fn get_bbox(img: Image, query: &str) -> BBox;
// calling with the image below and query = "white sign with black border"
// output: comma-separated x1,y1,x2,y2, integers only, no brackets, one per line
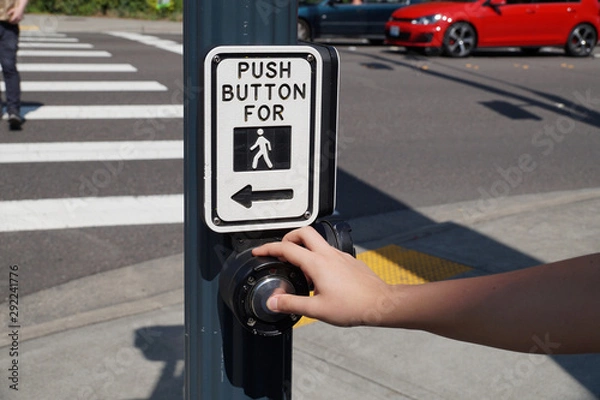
204,45,323,233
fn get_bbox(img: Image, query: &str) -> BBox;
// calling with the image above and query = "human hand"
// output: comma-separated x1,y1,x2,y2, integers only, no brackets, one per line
7,2,26,24
7,9,24,24
252,226,399,327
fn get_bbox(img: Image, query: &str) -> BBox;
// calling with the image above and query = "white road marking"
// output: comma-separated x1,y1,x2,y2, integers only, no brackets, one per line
0,32,186,233
2,81,167,91
12,63,137,72
17,104,183,119
0,140,183,163
21,32,67,38
107,31,183,55
19,42,94,48
18,50,112,57
0,195,184,232
20,37,79,42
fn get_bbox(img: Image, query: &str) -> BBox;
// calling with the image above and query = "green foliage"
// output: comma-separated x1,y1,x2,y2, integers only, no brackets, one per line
27,0,183,20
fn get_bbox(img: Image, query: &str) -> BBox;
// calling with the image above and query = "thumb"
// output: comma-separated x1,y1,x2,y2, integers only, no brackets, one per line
267,293,313,317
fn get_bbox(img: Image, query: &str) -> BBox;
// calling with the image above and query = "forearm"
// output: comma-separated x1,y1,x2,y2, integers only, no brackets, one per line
253,228,599,354
386,253,600,353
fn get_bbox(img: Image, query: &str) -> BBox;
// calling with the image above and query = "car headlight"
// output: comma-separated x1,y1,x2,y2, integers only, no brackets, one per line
411,14,443,25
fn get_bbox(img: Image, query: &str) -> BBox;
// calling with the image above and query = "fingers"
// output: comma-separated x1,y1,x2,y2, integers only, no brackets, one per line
252,226,350,323
7,10,20,24
252,226,333,258
267,293,316,318
252,227,331,276
253,240,320,277
281,226,333,253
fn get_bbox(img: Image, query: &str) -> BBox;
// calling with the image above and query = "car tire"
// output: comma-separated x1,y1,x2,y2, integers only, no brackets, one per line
565,24,597,57
297,19,312,42
442,22,476,57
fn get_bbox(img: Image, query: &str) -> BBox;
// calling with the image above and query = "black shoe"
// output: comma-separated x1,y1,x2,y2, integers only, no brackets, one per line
8,113,23,130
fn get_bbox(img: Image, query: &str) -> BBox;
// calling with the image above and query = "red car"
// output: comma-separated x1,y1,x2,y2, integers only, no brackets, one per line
385,0,600,57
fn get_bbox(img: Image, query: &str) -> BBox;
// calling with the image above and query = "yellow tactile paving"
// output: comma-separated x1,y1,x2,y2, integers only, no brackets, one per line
360,244,472,285
295,244,472,328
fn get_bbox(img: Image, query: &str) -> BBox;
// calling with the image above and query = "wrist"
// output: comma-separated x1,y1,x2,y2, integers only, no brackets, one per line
357,283,412,327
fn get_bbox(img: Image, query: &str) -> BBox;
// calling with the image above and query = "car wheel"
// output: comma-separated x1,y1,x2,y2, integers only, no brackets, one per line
565,24,597,57
442,22,476,57
297,19,311,42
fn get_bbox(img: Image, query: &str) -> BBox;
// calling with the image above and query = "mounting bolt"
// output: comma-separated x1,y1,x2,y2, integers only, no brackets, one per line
303,211,312,219
307,54,314,62
213,217,221,225
213,55,221,63
247,318,256,327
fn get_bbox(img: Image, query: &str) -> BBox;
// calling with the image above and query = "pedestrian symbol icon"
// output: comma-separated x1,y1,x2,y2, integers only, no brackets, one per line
250,128,273,169
233,126,291,172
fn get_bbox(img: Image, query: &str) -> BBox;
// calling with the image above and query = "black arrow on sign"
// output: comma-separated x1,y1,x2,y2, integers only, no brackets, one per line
231,185,294,209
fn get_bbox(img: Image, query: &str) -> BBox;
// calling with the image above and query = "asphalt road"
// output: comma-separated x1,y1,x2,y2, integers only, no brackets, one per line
1,32,599,300
334,44,600,218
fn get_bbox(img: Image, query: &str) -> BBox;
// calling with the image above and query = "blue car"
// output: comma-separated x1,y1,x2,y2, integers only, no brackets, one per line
298,0,413,44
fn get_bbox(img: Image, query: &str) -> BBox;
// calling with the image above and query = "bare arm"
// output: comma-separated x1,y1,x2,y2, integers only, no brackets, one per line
8,0,28,24
252,227,600,354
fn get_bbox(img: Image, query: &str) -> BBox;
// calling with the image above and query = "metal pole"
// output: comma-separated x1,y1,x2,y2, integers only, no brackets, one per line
184,1,297,399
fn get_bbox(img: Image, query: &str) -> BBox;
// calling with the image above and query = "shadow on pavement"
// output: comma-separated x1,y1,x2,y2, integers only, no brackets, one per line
134,325,184,400
372,48,600,131
479,100,543,121
336,169,407,218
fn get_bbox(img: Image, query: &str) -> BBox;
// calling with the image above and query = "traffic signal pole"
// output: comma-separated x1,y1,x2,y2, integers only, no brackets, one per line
183,1,298,399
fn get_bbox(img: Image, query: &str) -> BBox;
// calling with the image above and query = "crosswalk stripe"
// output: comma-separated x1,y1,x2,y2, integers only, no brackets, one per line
13,63,137,72
0,194,184,232
19,42,94,49
18,104,183,119
20,37,79,42
2,81,167,91
18,50,112,57
0,140,183,163
108,31,183,55
21,32,67,38
1,33,188,234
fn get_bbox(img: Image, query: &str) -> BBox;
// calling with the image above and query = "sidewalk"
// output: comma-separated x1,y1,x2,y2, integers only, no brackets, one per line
1,188,599,399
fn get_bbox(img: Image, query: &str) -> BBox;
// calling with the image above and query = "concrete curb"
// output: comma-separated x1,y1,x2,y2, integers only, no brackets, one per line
0,253,182,347
22,14,182,34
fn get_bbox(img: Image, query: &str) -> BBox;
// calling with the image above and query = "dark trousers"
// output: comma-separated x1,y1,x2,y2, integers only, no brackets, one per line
0,21,20,114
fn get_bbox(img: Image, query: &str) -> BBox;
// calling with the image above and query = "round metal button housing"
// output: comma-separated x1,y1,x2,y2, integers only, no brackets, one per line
250,276,295,323
219,248,309,336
